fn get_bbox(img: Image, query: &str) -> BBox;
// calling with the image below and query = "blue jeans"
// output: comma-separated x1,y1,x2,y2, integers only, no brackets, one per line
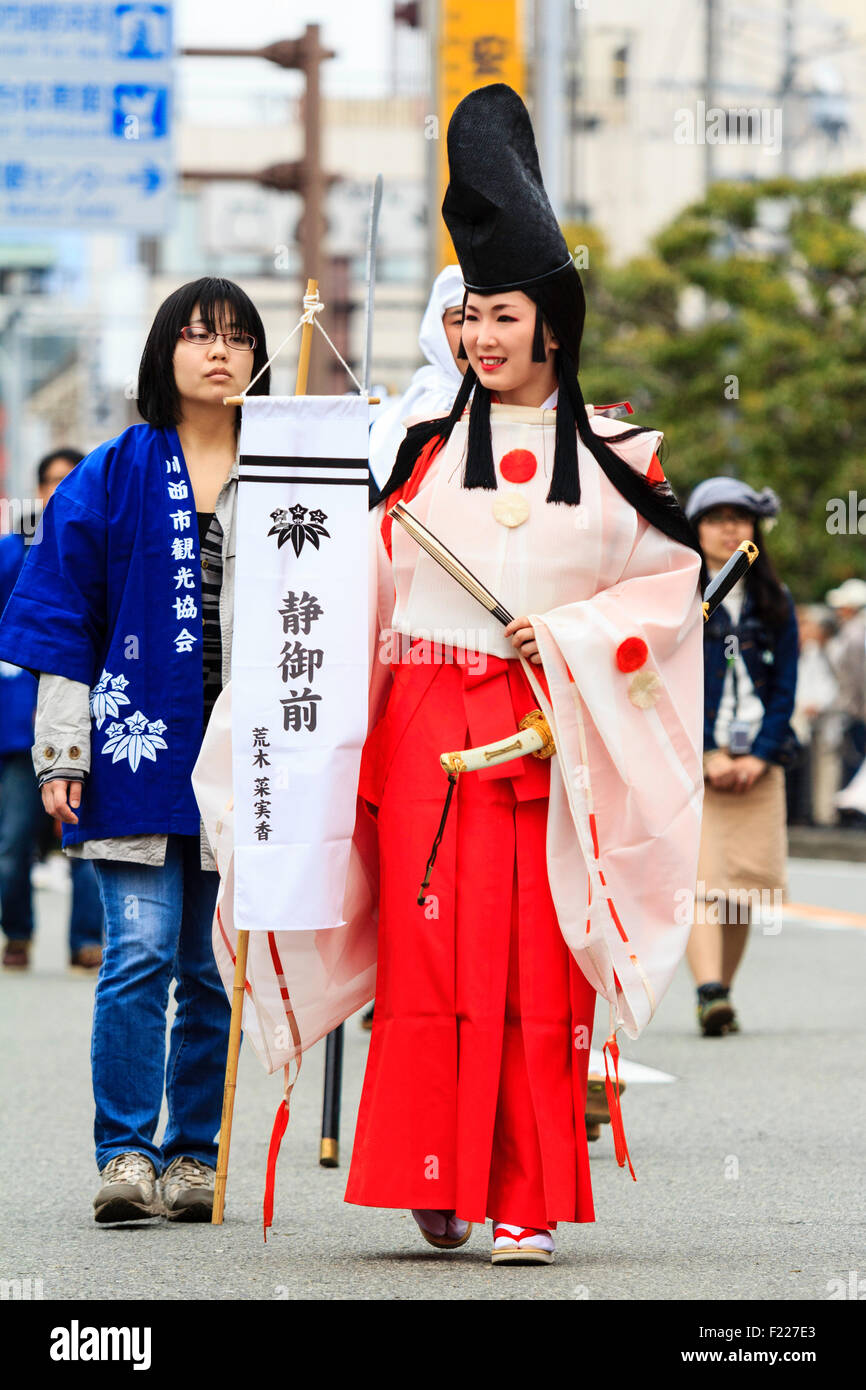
91,835,230,1172
0,751,103,949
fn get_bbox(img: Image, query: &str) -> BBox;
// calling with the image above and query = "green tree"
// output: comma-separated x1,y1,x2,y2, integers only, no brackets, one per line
564,172,866,599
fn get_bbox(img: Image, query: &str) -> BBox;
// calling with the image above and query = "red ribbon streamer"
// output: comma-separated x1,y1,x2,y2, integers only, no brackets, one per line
263,1099,291,1242
603,1034,636,1182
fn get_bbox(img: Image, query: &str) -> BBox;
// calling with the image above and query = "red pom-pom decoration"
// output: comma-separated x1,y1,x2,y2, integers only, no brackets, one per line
499,448,537,483
615,637,648,672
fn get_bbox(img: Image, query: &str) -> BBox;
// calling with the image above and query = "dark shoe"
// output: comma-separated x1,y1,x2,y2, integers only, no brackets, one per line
696,983,735,1036
161,1155,215,1222
94,1153,161,1224
2,939,30,970
360,1002,374,1031
69,944,102,974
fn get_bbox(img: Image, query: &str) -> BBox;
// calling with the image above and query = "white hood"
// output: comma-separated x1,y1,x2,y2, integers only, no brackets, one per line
368,264,465,487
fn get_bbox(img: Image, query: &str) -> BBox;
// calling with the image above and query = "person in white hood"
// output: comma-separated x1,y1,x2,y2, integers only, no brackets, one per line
368,264,466,489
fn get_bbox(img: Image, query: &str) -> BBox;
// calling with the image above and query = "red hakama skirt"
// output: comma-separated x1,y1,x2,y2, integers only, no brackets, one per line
344,643,596,1227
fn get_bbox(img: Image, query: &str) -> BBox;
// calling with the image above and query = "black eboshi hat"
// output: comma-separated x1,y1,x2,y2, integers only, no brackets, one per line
441,83,574,293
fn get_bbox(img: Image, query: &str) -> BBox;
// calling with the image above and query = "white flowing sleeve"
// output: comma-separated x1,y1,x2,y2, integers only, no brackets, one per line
527,509,704,1039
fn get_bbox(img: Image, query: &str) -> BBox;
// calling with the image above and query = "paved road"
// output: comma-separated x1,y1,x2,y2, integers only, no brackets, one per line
1,856,864,1301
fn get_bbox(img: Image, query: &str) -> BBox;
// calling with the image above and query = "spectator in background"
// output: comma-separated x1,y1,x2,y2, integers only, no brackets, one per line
367,264,466,491
684,478,799,1037
824,578,866,826
0,449,104,971
787,605,840,826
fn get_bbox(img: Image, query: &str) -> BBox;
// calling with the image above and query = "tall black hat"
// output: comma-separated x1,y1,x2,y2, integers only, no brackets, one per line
373,83,700,558
441,83,574,293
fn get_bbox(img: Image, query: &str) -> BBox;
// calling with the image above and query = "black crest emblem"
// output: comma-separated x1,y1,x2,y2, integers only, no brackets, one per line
268,504,330,557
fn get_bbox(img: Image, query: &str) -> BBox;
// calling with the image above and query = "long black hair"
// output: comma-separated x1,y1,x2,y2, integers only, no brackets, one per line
374,264,700,557
137,276,270,429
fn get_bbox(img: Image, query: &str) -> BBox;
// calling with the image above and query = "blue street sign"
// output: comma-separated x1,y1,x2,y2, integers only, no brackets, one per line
0,2,174,232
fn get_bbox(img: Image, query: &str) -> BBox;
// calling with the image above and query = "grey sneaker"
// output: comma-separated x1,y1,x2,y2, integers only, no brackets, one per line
94,1152,161,1225
160,1155,216,1223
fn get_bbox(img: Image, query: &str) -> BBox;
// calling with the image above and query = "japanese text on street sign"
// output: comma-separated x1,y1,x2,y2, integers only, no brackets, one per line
0,2,174,232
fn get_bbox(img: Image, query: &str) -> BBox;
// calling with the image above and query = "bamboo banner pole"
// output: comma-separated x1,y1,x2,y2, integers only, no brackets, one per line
211,277,320,1225
211,929,249,1223
295,277,318,394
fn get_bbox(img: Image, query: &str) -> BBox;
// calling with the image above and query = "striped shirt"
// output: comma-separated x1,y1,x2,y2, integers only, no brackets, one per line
197,510,223,732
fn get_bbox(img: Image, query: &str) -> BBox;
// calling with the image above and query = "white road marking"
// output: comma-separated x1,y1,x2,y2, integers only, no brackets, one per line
588,1050,676,1083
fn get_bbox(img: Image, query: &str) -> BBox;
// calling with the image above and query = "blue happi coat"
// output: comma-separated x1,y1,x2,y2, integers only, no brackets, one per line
0,533,39,756
0,424,206,846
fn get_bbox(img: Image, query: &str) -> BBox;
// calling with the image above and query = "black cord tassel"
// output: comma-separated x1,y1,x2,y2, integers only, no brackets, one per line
417,772,459,905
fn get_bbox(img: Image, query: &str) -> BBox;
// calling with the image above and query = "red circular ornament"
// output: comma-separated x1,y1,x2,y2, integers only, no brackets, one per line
615,637,648,672
499,448,537,484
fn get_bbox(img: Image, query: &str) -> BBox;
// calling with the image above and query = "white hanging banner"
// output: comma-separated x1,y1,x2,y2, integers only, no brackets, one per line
232,395,371,932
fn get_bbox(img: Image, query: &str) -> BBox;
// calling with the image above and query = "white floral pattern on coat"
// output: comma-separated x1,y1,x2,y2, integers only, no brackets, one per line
101,712,168,773
90,669,131,729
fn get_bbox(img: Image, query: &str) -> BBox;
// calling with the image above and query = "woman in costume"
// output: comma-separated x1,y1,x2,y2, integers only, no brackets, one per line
368,263,467,490
684,478,798,1035
0,277,270,1224
343,85,706,1264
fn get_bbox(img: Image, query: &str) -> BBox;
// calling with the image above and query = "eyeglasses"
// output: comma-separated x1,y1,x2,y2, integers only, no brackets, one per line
178,326,256,351
699,509,754,527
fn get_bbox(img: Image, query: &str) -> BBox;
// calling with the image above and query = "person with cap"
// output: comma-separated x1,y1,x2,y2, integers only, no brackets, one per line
824,578,866,824
684,478,800,1036
367,264,467,491
344,84,705,1265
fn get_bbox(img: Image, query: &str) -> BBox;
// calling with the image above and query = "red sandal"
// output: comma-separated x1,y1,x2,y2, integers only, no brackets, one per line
491,1222,555,1265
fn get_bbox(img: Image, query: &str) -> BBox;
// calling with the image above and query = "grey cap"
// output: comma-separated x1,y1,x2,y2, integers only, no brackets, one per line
686,476,781,523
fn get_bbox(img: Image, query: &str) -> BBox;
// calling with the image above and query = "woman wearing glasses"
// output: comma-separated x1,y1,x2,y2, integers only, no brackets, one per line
0,277,269,1224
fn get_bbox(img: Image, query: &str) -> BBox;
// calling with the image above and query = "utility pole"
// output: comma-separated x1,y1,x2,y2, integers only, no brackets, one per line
779,0,796,178
421,0,439,292
182,26,337,395
704,0,720,189
534,0,564,213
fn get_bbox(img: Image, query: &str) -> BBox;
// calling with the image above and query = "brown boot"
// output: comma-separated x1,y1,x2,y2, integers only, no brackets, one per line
94,1153,161,1224
69,944,103,975
2,939,31,970
161,1156,216,1222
